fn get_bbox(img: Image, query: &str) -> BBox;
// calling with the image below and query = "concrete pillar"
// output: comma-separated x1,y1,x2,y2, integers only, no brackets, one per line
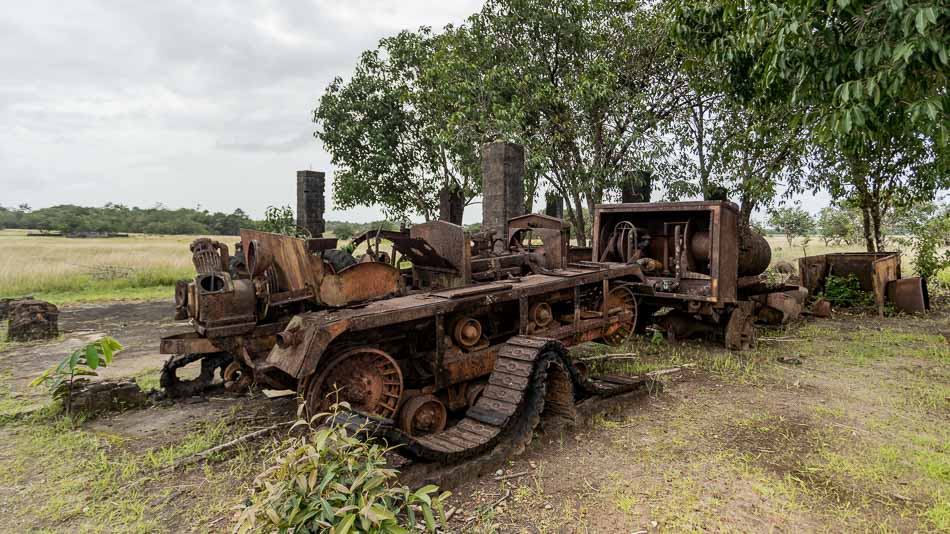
439,187,464,225
544,190,564,219
621,170,652,203
296,170,325,237
481,141,525,239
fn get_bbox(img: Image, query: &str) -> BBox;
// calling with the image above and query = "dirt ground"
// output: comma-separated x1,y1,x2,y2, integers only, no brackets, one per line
0,299,947,533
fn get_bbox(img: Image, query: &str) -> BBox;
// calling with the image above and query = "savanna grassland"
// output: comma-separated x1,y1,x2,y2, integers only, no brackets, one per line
0,230,213,304
3,229,947,305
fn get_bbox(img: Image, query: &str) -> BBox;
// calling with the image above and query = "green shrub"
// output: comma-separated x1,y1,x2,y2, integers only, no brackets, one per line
235,406,450,533
30,337,123,414
821,274,874,308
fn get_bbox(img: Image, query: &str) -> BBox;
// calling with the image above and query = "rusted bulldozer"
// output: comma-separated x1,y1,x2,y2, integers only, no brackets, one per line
161,196,788,470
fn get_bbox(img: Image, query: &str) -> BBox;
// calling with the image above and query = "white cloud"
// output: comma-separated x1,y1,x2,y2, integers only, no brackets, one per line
0,0,482,222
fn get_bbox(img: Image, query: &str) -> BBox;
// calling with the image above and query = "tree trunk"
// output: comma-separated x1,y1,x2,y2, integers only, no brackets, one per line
738,189,754,228
861,205,875,252
570,191,587,247
870,202,884,252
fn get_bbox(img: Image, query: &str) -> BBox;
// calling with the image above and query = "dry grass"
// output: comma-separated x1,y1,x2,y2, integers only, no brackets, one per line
3,228,946,305
0,229,237,304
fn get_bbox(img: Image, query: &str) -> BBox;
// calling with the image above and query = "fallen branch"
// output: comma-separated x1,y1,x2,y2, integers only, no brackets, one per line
646,367,682,378
171,421,292,470
493,470,530,482
580,353,637,362
463,489,511,528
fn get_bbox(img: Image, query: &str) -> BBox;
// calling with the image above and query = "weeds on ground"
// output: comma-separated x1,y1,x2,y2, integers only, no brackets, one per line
234,404,450,533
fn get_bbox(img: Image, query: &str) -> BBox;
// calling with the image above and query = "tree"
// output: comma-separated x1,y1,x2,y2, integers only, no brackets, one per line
674,0,949,251
457,0,688,245
259,206,309,238
817,206,857,246
813,127,943,252
769,204,815,246
674,0,948,142
657,83,810,225
314,29,482,222
905,202,950,279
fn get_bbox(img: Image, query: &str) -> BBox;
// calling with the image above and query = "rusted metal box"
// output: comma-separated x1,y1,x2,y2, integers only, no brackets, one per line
798,252,901,316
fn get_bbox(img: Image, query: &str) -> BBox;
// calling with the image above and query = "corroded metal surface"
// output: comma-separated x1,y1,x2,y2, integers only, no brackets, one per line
798,252,902,316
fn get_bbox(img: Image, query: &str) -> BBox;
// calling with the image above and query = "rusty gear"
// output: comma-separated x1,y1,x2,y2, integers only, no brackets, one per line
600,285,638,346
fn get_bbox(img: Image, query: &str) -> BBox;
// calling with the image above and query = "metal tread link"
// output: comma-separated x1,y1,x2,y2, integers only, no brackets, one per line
410,336,550,460
336,336,653,466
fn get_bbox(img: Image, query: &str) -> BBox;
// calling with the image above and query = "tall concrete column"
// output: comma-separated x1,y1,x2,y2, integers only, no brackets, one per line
481,141,525,240
621,170,652,203
544,190,564,219
439,186,464,225
296,170,325,237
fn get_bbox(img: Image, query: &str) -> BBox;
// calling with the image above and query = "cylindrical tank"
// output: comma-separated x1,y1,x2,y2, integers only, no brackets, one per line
738,231,771,276
690,230,772,277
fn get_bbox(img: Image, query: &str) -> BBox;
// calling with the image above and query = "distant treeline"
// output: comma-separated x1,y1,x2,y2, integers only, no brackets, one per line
0,203,409,238
0,204,257,236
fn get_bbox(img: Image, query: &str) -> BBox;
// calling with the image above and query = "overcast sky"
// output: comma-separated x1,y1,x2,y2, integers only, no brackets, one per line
2,1,832,225
0,0,483,223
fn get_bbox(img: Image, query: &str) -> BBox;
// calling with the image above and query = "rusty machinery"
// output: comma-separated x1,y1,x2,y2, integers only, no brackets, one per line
592,201,786,350
160,200,789,468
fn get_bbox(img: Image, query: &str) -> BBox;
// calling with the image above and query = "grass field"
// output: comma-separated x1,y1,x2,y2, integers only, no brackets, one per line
0,230,211,304
1,229,947,305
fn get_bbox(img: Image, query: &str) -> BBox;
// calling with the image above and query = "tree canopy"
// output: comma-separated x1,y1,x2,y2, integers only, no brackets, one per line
0,204,255,236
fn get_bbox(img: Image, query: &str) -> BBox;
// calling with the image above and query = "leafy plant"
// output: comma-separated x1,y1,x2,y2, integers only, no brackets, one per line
908,206,950,281
235,404,450,533
821,274,874,308
260,205,311,239
30,337,123,414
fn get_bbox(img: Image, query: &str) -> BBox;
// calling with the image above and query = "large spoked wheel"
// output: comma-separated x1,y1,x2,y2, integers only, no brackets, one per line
601,285,638,346
724,307,757,351
303,347,403,420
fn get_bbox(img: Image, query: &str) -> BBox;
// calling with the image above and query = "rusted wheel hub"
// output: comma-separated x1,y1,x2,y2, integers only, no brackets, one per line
601,285,638,346
724,307,757,351
305,348,403,419
452,317,482,348
398,394,447,436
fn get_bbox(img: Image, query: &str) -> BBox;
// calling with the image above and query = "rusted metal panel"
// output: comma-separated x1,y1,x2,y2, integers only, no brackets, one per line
411,220,471,286
319,261,403,307
241,229,323,291
886,277,930,314
160,332,219,355
798,252,901,315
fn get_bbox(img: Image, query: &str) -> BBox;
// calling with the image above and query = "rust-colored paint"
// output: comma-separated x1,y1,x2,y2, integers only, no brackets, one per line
319,261,403,307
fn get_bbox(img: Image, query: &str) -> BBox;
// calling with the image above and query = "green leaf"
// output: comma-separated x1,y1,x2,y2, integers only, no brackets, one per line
30,367,54,387
362,504,395,524
422,505,436,532
68,350,81,373
335,513,356,534
86,344,99,369
925,8,937,25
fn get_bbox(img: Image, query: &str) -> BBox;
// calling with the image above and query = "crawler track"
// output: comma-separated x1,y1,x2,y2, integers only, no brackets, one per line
336,336,654,486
